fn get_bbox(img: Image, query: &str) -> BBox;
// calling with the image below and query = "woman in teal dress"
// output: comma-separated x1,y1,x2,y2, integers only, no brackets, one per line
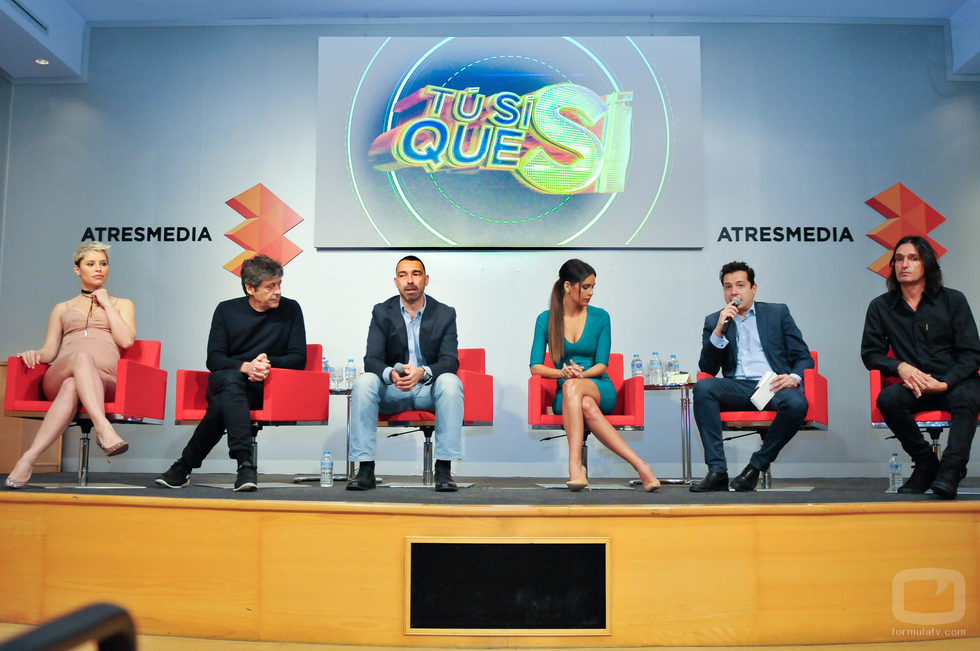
530,259,659,492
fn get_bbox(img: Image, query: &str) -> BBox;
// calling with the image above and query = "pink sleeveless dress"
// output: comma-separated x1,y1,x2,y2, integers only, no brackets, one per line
43,304,121,399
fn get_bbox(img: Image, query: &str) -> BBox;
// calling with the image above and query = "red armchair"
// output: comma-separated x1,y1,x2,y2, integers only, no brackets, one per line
528,353,644,477
696,350,828,488
869,356,980,459
174,344,330,469
4,340,168,486
380,348,493,487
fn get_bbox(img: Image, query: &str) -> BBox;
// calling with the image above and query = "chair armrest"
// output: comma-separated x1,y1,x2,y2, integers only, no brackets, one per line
869,369,883,422
459,368,492,423
621,375,645,420
175,369,210,422
110,359,168,420
528,375,554,425
802,366,828,426
261,367,330,422
4,356,50,412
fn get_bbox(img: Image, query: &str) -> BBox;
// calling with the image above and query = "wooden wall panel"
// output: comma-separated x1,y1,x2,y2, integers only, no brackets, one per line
0,495,976,647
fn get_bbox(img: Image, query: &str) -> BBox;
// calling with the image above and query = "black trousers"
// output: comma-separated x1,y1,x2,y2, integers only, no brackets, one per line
179,369,262,467
876,375,980,474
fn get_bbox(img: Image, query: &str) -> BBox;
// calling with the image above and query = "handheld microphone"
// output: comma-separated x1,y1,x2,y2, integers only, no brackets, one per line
722,296,742,333
393,362,408,376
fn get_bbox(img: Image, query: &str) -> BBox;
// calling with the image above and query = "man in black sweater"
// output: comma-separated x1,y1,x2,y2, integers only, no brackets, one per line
156,255,307,491
862,236,980,499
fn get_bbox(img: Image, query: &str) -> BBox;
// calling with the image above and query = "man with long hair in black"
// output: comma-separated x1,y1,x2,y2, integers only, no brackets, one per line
862,235,980,499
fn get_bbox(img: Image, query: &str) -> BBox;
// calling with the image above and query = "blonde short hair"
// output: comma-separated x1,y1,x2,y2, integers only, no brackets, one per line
73,241,111,266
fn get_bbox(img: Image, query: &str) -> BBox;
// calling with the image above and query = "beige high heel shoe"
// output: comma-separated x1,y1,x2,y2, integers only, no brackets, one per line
566,467,591,492
4,476,27,489
641,463,661,492
4,459,33,489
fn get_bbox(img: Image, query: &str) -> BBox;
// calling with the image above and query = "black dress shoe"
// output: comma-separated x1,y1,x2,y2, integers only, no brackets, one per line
689,470,729,492
346,461,376,491
730,464,761,492
898,454,940,494
930,464,963,500
434,460,458,492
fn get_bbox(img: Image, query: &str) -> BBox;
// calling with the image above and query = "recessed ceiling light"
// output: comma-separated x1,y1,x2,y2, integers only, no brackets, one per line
35,58,49,65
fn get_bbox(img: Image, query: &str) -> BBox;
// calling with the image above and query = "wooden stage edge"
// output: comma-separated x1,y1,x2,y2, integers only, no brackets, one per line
1,493,977,648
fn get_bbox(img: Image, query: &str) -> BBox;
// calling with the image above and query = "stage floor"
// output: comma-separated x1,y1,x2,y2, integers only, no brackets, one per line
7,472,980,505
3,473,978,647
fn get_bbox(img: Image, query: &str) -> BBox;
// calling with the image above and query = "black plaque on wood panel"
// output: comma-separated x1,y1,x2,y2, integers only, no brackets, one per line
408,539,608,632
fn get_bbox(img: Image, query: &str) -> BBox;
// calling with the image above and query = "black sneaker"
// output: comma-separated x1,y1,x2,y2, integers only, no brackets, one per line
155,461,191,488
234,462,258,492
897,455,940,494
930,464,963,500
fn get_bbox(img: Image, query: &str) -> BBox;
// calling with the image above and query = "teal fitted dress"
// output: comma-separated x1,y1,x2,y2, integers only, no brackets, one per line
529,305,617,414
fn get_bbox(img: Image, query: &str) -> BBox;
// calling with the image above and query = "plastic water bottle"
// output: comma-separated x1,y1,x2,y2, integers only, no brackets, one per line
887,452,903,492
344,359,357,390
320,451,334,487
668,354,680,381
648,352,663,385
630,354,643,378
321,356,329,373
323,358,338,390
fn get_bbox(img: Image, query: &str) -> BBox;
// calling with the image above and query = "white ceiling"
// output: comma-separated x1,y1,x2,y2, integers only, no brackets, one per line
2,0,978,81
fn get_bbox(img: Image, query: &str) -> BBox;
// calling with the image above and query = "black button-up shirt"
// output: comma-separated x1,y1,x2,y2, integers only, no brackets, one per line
861,287,980,389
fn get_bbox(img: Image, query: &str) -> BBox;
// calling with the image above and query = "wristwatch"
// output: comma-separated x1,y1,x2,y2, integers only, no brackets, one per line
423,370,433,384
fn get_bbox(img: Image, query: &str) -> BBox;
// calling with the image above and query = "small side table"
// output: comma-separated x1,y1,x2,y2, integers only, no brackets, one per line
294,387,354,484
330,388,354,481
643,383,695,484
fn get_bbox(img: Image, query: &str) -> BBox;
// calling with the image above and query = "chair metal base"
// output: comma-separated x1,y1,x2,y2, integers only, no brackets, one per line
758,485,813,492
383,482,473,489
384,425,444,487
197,482,299,490
536,482,633,490
293,475,385,484
63,484,143,490
30,483,145,490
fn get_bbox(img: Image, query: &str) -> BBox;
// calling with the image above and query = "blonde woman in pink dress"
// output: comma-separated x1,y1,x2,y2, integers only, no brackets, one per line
4,242,136,488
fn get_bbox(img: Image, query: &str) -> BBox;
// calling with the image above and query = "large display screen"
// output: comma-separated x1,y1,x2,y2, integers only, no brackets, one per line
316,36,702,248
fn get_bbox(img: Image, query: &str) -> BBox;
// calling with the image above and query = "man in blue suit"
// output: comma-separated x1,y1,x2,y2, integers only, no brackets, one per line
691,261,813,492
347,255,463,492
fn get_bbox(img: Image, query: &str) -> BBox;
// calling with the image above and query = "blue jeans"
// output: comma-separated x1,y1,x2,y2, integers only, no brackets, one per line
693,377,808,473
349,372,464,462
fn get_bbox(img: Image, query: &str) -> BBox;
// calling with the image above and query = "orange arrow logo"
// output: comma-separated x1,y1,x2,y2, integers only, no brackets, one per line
224,183,303,276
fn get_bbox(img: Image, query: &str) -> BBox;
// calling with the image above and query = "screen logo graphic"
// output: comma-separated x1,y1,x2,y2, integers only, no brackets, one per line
224,184,303,277
369,83,632,195
316,36,704,248
866,183,946,278
892,568,966,626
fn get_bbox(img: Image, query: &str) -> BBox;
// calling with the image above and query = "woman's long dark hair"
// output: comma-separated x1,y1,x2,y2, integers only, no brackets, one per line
548,259,596,365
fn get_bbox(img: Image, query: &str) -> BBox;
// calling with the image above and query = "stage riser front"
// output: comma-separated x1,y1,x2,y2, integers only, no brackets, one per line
0,494,976,647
